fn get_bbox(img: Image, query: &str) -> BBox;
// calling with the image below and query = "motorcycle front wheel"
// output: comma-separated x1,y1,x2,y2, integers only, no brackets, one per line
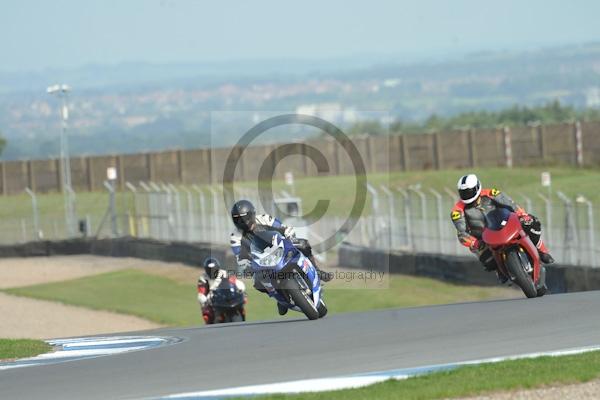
285,271,320,320
505,248,537,298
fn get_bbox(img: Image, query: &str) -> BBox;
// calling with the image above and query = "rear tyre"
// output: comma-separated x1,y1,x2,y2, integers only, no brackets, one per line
286,272,319,320
505,248,537,298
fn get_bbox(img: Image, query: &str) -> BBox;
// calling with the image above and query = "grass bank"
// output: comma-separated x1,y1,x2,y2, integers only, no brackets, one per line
4,268,515,326
0,339,51,361
254,350,600,400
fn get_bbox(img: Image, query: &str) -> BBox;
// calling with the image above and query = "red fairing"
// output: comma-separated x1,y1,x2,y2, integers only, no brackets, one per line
482,213,541,284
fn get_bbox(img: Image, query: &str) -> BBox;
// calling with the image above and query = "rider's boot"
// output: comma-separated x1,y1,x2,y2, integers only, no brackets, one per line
277,302,288,316
309,255,333,282
536,240,555,264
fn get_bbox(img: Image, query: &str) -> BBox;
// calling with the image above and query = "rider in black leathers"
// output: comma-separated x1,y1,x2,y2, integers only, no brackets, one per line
229,200,332,315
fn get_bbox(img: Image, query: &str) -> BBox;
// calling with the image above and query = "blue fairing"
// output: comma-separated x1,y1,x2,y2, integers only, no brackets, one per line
249,231,321,312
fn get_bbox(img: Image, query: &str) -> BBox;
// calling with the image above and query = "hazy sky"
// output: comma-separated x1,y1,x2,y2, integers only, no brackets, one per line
3,0,600,72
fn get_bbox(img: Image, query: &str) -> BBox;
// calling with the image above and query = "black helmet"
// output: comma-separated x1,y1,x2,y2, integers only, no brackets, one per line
203,257,221,279
231,200,256,232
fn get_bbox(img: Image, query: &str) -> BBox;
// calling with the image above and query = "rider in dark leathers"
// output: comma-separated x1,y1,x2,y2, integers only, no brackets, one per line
451,174,554,282
229,199,332,315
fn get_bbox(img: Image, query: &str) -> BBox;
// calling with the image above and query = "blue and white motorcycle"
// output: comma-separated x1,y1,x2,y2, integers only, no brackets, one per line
249,230,327,320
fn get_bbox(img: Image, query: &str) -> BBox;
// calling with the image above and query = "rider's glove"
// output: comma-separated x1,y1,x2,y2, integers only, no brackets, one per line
284,226,296,239
520,214,534,226
469,239,484,253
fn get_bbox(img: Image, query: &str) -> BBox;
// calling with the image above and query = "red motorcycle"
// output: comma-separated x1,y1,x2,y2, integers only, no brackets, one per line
482,208,547,298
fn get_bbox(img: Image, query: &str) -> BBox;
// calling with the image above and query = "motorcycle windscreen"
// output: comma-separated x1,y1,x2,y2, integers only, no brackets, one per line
484,208,512,231
250,230,285,268
211,288,244,308
249,230,281,253
482,210,522,246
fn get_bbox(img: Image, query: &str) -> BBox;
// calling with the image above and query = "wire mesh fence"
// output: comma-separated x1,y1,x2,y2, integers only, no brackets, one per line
1,181,598,268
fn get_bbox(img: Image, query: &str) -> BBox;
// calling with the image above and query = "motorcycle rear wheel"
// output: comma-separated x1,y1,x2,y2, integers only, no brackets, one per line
505,248,537,298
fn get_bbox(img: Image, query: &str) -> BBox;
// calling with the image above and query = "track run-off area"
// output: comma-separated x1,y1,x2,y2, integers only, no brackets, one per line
1,290,599,399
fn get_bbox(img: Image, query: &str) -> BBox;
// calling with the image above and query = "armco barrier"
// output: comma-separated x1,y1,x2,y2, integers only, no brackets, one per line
338,244,600,294
0,237,235,268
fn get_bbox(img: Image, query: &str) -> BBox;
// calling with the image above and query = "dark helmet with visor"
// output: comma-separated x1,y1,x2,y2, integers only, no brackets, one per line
231,200,256,233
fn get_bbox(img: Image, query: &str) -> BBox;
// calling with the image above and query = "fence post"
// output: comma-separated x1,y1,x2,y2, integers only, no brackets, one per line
149,182,164,239
400,135,410,171
433,132,442,170
125,182,138,237
429,188,444,254
574,121,584,167
169,183,183,241
537,124,547,162
27,161,36,192
443,187,461,255
207,186,221,242
503,126,513,168
557,191,577,265
181,186,195,242
192,185,207,242
576,195,595,267
380,185,395,249
161,183,176,241
0,162,6,196
468,129,477,168
409,186,428,251
24,188,41,240
366,183,379,246
177,150,184,183
86,157,93,191
536,192,553,252
103,180,118,238
396,188,412,250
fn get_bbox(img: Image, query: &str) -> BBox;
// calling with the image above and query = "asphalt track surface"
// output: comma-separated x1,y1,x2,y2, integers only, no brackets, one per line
1,290,600,399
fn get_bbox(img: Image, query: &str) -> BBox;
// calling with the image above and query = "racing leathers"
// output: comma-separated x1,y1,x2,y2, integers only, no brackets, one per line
450,188,552,276
197,269,246,324
229,213,324,292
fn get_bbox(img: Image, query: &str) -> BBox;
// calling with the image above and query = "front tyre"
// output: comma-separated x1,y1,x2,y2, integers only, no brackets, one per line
505,248,537,298
317,300,328,318
286,272,319,320
230,313,244,322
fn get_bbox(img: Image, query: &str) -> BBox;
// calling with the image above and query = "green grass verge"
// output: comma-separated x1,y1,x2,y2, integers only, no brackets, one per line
5,269,200,326
4,269,513,326
0,339,51,361
3,166,599,221
254,350,600,400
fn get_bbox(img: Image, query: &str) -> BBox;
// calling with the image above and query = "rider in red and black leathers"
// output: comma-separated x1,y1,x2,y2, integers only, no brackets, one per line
451,174,554,282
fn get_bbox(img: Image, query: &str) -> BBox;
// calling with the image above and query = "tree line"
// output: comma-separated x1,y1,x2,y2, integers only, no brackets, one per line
346,101,600,136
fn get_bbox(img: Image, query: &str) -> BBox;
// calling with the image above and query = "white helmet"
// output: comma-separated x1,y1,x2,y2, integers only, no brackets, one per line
457,174,481,204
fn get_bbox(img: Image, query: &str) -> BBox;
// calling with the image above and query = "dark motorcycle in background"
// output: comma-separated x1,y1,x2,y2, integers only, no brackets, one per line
209,277,247,323
482,208,548,298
